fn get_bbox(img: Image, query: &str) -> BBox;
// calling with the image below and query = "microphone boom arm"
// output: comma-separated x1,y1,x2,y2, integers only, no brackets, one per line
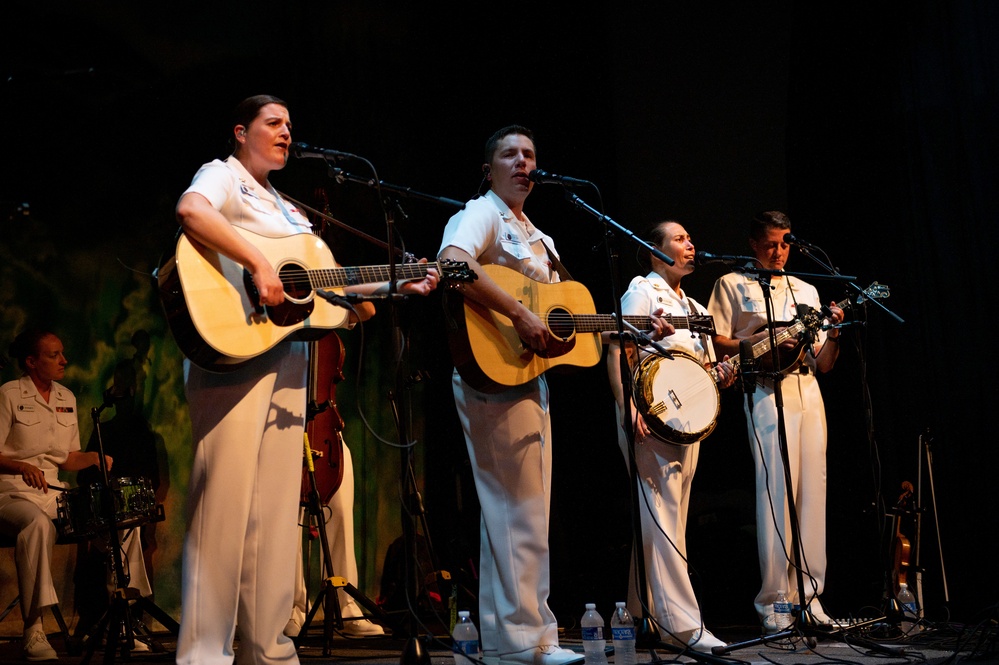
563,192,673,266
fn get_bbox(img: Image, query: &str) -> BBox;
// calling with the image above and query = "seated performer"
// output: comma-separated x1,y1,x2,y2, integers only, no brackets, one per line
606,220,734,653
0,328,113,661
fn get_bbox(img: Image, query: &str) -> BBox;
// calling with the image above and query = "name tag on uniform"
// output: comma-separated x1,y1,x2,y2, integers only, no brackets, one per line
17,404,35,412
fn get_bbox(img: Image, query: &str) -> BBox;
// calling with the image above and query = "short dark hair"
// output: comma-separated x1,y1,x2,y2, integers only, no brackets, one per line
484,125,535,164
232,94,287,132
638,220,681,272
646,219,682,248
749,210,791,240
9,328,55,372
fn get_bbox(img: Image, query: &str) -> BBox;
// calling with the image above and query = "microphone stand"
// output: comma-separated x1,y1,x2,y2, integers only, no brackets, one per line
562,189,733,665
792,244,904,325
712,265,901,658
321,162,464,665
78,396,178,665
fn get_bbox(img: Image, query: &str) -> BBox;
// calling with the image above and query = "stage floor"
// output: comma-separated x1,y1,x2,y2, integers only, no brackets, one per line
0,620,987,665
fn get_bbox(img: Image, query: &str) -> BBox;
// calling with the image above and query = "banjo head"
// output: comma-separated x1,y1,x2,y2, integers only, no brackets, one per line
632,350,720,445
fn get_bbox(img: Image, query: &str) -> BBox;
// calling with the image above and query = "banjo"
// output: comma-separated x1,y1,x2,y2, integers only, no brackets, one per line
632,281,891,445
632,350,721,445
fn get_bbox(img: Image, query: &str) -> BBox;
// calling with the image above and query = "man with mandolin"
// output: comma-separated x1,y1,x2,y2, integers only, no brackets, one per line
606,220,735,654
707,210,844,633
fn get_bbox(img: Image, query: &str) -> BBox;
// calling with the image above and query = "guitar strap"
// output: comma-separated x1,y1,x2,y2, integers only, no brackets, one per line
540,239,574,283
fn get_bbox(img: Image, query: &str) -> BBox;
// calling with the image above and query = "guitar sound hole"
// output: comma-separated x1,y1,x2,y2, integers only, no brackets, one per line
547,307,575,340
279,262,312,300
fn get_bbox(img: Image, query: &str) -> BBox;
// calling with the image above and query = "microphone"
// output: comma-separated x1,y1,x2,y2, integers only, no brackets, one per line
695,251,752,266
316,291,409,307
783,232,816,249
315,290,355,309
527,169,591,187
290,142,356,161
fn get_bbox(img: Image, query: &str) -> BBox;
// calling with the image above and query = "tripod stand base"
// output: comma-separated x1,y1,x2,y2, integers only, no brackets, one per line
712,612,903,659
77,588,179,665
400,635,431,665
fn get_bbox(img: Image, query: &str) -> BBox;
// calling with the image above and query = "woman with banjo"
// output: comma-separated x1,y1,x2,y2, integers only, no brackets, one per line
606,219,735,654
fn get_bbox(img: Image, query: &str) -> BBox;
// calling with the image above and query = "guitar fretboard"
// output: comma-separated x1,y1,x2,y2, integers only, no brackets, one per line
280,262,439,291
723,294,853,372
568,314,707,333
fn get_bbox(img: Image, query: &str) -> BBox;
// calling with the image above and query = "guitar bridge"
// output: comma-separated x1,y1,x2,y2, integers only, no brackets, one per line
668,389,682,410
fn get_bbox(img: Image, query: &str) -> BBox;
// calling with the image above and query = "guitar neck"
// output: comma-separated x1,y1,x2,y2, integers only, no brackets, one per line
298,262,435,290
725,294,851,370
572,314,699,333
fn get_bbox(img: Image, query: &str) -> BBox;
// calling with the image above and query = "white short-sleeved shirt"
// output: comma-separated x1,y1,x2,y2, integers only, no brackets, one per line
0,376,80,510
621,272,716,365
707,270,826,372
184,156,312,237
439,190,560,284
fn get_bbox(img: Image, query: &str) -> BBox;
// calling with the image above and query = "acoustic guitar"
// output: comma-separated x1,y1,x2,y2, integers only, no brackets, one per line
157,227,474,372
445,264,715,393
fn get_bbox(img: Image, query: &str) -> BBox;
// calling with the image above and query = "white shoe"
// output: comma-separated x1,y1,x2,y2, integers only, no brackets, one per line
284,615,304,638
341,618,386,637
128,637,151,653
23,630,57,662
805,598,833,625
682,628,726,653
499,645,584,665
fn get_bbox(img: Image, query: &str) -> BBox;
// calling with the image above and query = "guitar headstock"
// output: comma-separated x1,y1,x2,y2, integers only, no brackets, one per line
688,314,716,336
797,305,826,334
439,259,478,285
857,281,890,305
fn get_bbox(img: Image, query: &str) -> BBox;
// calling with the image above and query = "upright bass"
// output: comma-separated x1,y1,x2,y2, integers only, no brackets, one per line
301,191,348,504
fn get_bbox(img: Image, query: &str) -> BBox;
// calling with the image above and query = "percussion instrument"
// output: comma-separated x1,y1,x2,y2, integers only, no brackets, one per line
57,476,160,539
632,350,720,445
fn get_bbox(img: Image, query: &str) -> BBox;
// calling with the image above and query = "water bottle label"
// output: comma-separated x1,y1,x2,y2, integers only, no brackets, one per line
455,639,480,657
903,602,918,614
581,626,604,640
774,601,792,613
611,627,635,640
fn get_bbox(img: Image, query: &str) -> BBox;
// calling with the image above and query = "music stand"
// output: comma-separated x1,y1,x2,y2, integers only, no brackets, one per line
76,395,178,665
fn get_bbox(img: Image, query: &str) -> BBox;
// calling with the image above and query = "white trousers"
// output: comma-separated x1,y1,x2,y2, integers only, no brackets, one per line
177,344,307,665
291,443,363,623
0,496,59,620
614,406,705,636
116,527,153,598
744,374,827,620
452,372,559,657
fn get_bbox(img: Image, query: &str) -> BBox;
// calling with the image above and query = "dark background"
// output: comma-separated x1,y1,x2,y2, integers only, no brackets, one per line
3,2,996,630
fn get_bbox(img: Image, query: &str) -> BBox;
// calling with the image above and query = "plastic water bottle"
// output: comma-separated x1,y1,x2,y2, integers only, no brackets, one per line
897,583,918,633
452,611,480,665
580,603,609,665
773,590,792,630
610,602,636,665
